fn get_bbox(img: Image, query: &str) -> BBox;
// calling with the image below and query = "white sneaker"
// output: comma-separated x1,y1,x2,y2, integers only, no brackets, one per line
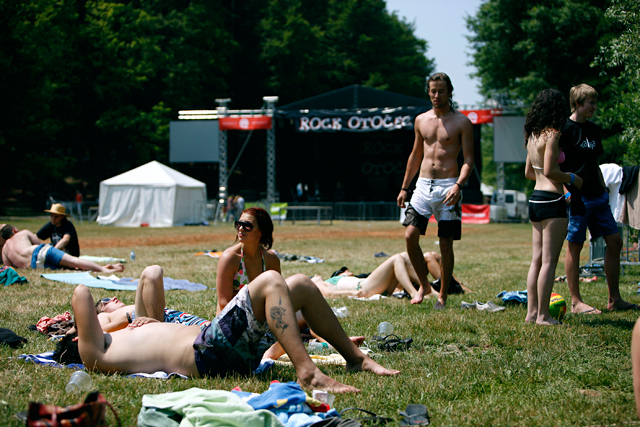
461,301,478,309
476,301,506,312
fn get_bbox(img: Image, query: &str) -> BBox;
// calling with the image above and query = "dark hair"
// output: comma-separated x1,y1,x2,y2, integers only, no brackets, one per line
52,334,83,365
524,89,567,144
427,72,455,110
1,224,14,240
235,207,274,249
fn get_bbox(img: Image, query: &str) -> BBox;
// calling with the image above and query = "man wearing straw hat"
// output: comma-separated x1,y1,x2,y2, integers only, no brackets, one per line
37,203,80,257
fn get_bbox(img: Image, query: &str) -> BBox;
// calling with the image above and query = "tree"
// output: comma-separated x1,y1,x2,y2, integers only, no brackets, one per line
594,0,640,165
467,0,612,105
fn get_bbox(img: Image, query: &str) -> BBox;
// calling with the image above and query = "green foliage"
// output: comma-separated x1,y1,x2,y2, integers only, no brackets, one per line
0,0,433,212
594,0,640,165
467,0,612,105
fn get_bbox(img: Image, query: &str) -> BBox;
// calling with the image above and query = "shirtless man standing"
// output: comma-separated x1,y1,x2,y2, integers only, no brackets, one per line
1,224,124,273
71,270,399,393
397,72,474,309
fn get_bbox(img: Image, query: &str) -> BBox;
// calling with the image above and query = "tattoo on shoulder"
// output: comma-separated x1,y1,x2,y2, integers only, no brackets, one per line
269,298,289,334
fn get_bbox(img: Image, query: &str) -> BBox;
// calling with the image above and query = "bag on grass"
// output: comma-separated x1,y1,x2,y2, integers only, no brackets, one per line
24,390,120,427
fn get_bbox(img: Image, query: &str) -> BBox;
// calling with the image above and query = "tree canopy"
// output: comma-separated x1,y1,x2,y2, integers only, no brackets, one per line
0,0,433,212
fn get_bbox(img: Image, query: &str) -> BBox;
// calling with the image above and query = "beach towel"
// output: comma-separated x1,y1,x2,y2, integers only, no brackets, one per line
41,272,207,291
18,351,188,378
79,256,126,264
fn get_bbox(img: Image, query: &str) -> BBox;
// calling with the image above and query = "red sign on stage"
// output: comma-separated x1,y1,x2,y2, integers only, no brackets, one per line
428,204,490,224
219,116,272,130
459,109,503,125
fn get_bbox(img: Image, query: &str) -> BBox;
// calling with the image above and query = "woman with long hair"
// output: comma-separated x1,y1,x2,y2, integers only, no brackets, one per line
216,207,365,359
524,88,583,325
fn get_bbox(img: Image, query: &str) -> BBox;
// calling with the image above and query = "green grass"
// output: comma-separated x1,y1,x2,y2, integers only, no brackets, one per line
1,217,639,426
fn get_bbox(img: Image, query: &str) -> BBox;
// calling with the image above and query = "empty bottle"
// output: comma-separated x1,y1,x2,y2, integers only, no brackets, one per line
66,371,92,393
377,322,394,337
130,250,136,261
308,341,329,352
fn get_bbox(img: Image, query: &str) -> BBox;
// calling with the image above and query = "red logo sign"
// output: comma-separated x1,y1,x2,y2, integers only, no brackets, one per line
218,116,272,130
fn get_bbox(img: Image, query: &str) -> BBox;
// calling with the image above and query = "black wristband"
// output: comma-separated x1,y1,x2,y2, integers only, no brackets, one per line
455,182,462,188
401,188,410,192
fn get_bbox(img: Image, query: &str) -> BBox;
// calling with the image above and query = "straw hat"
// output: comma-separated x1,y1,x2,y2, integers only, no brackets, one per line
44,203,70,217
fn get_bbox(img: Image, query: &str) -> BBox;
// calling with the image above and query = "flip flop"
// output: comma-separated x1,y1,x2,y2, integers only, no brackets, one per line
399,404,430,426
340,407,393,425
574,308,601,315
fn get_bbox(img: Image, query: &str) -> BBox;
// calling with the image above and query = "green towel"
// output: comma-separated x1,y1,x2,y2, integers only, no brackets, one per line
0,267,28,286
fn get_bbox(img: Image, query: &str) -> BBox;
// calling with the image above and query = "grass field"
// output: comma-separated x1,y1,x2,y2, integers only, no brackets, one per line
1,217,640,426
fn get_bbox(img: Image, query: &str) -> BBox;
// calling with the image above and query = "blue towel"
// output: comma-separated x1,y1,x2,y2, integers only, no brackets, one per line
113,277,208,292
41,272,138,290
41,272,207,291
19,351,187,378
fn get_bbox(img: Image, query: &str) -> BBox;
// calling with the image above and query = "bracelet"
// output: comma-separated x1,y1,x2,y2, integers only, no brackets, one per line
569,173,575,184
401,188,410,192
455,182,462,189
565,192,571,199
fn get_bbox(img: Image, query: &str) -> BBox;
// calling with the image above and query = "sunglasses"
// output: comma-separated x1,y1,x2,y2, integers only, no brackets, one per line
99,297,113,305
234,221,255,232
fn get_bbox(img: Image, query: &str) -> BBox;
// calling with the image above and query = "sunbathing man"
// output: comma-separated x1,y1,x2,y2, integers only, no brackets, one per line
1,225,124,273
311,252,466,299
66,265,208,336
71,270,399,393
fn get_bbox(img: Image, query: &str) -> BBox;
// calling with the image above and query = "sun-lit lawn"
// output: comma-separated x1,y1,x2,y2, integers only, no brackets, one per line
1,217,639,426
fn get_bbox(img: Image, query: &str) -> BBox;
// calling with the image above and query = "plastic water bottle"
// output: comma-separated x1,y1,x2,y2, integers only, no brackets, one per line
308,341,329,352
377,321,394,337
66,371,91,393
130,250,136,261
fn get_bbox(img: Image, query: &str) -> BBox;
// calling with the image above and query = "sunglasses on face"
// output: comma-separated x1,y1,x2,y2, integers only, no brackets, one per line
234,221,254,232
100,297,113,305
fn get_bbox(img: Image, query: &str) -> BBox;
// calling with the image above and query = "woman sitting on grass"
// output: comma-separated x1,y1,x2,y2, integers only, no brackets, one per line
215,207,364,359
524,88,583,325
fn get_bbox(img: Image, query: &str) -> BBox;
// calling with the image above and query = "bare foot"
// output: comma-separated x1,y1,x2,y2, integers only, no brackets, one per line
536,315,561,326
350,336,365,347
346,354,400,376
104,263,125,272
571,302,601,314
298,368,360,394
411,288,438,305
524,313,537,323
608,300,640,311
434,296,446,310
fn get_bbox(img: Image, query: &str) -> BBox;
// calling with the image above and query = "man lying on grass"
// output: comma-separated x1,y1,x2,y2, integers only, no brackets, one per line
64,265,209,337
1,224,124,273
69,270,399,393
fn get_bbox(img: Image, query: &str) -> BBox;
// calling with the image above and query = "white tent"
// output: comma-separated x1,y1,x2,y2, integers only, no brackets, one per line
97,161,207,227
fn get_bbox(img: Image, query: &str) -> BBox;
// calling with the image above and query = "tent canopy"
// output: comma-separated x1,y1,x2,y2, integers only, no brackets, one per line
97,161,207,227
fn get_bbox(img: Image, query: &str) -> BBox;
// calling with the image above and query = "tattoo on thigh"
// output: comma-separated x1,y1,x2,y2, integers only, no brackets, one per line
269,298,289,334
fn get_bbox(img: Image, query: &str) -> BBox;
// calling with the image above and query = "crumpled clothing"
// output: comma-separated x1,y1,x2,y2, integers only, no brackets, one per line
496,290,528,304
274,252,325,264
0,266,28,286
36,311,72,335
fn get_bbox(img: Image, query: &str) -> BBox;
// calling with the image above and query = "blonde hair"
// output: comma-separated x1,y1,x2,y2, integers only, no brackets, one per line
569,84,598,112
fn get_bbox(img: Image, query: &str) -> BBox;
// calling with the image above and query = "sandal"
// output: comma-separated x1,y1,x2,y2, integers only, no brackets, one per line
399,404,430,426
370,334,413,352
340,407,393,426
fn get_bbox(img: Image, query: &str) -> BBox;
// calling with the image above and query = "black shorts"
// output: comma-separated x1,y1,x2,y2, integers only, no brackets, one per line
528,190,568,222
403,205,461,240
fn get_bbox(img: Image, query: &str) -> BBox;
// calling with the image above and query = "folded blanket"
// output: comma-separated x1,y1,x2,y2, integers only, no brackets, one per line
111,277,208,291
